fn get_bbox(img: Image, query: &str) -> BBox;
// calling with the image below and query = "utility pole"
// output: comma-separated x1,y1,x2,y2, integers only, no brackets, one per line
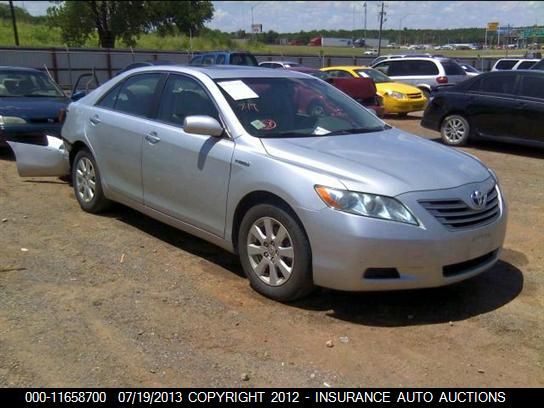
9,0,19,46
364,1,367,41
377,2,386,56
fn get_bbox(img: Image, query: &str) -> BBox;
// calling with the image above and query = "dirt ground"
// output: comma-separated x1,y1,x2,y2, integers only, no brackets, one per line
1,112,543,388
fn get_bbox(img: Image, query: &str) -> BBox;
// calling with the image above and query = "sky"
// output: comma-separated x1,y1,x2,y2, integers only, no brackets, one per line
4,1,544,33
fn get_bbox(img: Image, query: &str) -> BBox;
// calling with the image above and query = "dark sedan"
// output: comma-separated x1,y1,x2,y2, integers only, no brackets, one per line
0,66,69,147
421,70,544,147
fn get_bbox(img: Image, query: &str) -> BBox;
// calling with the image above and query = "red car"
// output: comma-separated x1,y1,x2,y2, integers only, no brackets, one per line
288,66,384,117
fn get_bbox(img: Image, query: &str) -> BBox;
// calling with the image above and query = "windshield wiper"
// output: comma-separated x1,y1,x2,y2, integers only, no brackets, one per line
326,126,388,135
22,94,62,97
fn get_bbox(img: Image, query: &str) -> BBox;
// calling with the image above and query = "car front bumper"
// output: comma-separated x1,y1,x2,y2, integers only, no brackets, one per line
383,97,427,114
298,178,507,291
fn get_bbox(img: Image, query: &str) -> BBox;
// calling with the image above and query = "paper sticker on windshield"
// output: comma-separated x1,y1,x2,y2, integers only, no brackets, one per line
313,126,330,135
218,80,259,100
251,120,266,129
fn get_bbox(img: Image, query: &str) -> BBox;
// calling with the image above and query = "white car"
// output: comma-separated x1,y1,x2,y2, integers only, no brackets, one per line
364,49,378,56
491,59,539,71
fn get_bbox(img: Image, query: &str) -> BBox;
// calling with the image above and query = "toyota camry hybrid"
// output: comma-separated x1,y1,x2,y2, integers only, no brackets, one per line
8,65,507,302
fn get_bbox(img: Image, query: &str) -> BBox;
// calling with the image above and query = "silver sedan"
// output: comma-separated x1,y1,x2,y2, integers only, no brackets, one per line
8,65,507,301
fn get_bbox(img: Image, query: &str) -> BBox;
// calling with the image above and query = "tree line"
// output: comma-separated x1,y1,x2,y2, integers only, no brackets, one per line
0,2,528,49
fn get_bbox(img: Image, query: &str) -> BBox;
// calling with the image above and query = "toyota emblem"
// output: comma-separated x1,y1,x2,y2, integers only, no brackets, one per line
470,190,486,209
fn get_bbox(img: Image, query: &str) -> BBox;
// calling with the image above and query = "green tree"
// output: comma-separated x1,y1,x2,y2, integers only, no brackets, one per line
47,1,214,48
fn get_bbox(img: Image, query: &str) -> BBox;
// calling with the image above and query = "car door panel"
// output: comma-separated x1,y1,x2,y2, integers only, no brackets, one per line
86,72,164,203
517,74,544,143
7,135,69,177
142,125,234,237
141,73,234,237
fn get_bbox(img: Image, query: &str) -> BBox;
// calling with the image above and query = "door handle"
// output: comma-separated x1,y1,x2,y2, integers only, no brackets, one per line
145,132,161,144
89,115,101,125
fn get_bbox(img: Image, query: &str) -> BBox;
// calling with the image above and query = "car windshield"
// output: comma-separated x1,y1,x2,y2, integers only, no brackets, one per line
0,70,64,97
355,68,392,83
215,77,387,138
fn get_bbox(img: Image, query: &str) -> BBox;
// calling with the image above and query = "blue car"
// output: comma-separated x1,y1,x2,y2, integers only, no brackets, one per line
0,66,69,147
189,51,258,66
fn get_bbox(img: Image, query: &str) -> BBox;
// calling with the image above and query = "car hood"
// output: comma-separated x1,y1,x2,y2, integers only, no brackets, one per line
0,97,69,120
376,82,423,95
260,128,490,197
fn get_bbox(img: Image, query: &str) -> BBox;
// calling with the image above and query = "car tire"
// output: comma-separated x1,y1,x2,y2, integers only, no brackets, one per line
72,149,110,213
398,112,409,118
238,204,314,302
441,114,470,146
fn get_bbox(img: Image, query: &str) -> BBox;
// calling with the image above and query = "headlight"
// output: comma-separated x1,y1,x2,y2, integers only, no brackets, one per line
315,185,419,225
0,115,27,125
385,90,405,99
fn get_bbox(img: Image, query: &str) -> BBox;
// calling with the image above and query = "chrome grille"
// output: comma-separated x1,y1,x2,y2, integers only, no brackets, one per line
407,92,422,99
419,186,500,229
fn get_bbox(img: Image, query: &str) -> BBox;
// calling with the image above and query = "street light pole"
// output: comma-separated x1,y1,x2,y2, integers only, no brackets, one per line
250,3,262,38
9,0,19,46
377,2,386,56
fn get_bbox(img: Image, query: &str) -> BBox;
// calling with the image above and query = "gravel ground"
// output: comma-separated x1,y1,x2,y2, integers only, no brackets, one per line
1,112,543,387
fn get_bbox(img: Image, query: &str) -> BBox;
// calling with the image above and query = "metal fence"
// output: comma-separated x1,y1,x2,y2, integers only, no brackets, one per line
0,46,501,90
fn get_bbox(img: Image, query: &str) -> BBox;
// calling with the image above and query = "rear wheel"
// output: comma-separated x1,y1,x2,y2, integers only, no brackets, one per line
238,204,314,302
72,149,110,213
441,114,470,146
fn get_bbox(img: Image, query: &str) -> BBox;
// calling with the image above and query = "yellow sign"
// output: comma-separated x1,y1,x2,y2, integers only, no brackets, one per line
487,22,499,31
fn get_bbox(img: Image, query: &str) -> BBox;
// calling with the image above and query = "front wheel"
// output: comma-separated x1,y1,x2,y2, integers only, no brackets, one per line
72,149,110,213
441,114,470,146
238,204,314,302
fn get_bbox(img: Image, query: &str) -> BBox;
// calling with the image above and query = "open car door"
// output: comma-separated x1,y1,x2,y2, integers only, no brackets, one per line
7,135,70,177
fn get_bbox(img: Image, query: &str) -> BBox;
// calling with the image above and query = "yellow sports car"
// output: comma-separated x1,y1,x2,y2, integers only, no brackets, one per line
320,66,428,116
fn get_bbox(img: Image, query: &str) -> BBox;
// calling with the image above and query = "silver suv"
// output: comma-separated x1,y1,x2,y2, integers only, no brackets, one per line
371,57,468,97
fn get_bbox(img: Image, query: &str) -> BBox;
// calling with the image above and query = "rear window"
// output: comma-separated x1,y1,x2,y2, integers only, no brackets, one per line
442,61,466,76
531,60,544,70
517,61,536,70
230,53,258,66
495,60,518,70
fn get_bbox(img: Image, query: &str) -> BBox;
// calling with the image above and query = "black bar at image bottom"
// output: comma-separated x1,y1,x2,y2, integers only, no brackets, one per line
0,388,542,406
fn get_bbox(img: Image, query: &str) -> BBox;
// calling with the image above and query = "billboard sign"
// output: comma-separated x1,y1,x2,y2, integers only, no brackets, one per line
251,24,262,33
487,22,499,31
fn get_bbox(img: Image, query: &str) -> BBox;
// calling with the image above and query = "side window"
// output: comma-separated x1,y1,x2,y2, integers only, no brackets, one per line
202,55,215,65
216,54,226,64
405,61,439,76
326,70,353,78
157,74,219,126
114,73,162,118
495,60,517,70
386,61,406,76
260,63,273,68
96,82,123,109
479,74,516,94
519,76,544,98
190,56,202,65
517,61,536,70
374,62,390,75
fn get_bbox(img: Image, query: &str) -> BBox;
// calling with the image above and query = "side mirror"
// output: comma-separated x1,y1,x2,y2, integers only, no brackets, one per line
183,115,224,137
71,90,86,101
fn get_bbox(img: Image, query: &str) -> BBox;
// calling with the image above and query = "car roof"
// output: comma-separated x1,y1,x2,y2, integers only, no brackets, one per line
374,57,453,63
0,66,43,73
122,64,311,79
259,61,298,64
